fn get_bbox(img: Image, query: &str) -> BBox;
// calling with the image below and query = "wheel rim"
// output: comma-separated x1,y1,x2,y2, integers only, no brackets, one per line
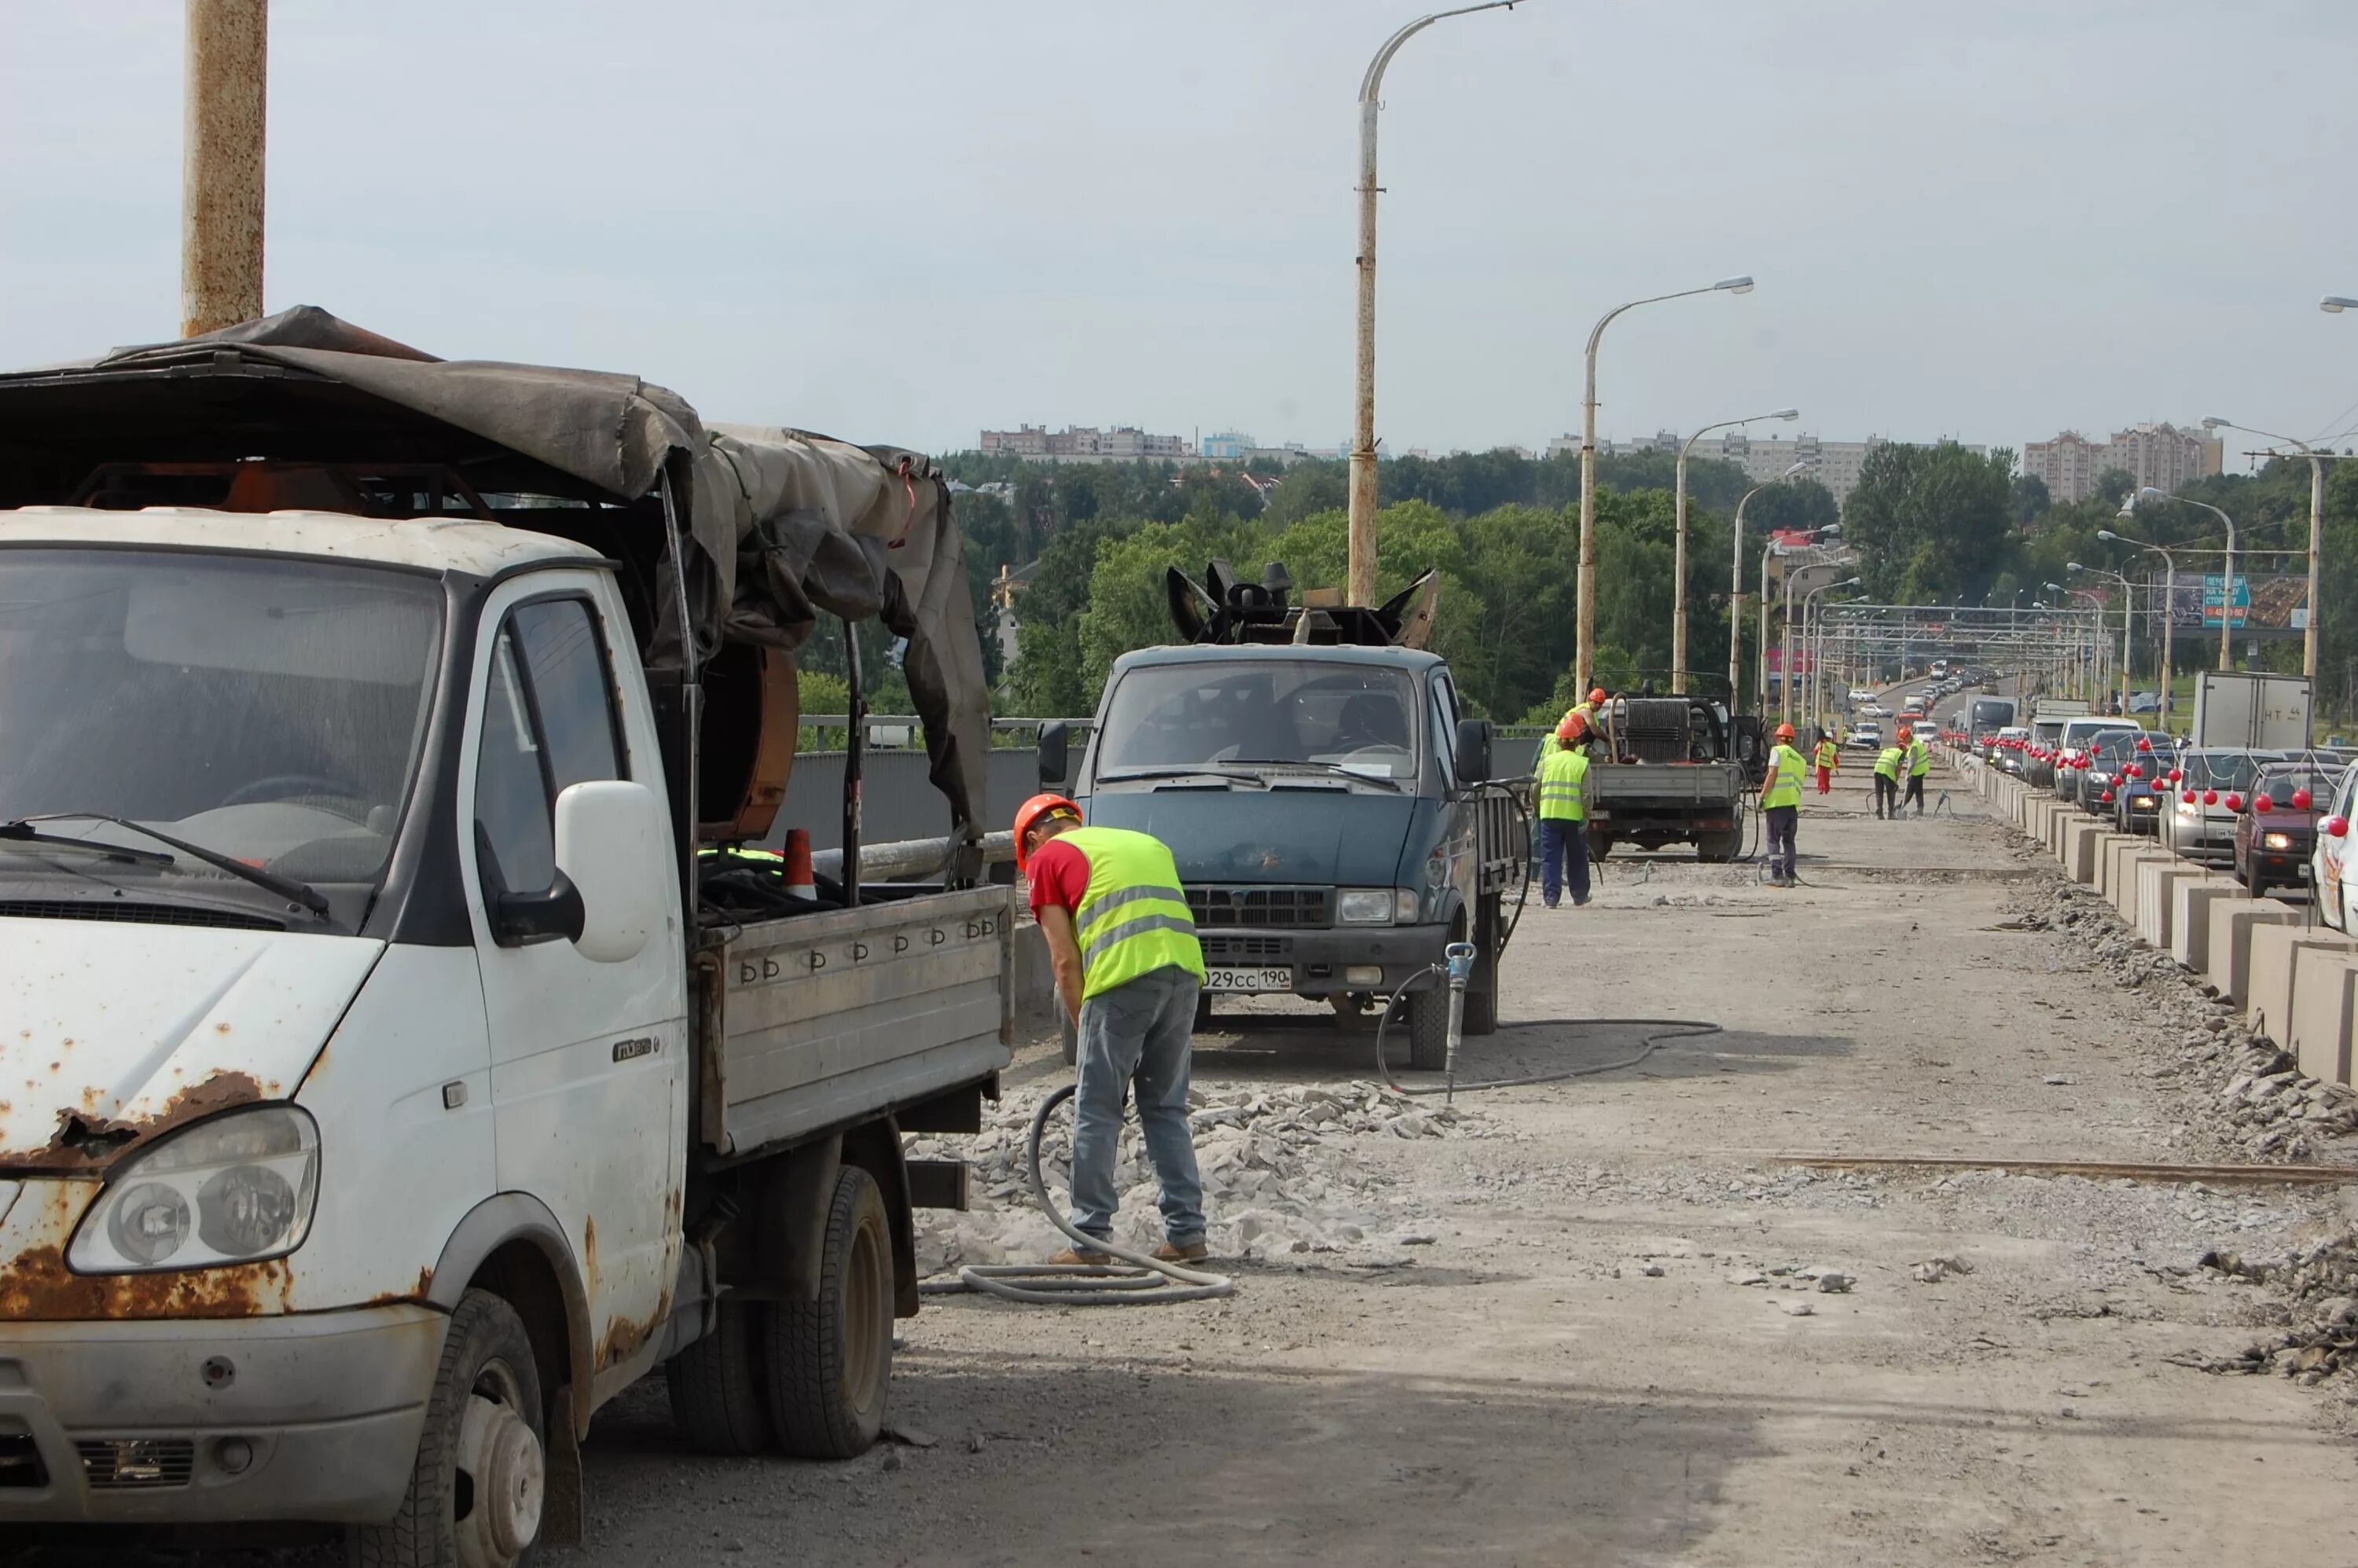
453,1357,544,1568
844,1220,887,1411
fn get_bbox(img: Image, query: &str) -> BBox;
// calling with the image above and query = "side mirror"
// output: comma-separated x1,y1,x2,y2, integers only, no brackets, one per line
491,868,586,948
1037,720,1071,788
553,780,666,964
1453,718,1493,784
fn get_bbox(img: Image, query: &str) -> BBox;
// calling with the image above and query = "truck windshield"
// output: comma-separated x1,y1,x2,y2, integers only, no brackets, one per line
0,549,442,913
1097,661,1420,780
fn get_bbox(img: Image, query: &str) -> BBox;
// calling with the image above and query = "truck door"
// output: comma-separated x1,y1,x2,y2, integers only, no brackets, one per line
461,575,687,1386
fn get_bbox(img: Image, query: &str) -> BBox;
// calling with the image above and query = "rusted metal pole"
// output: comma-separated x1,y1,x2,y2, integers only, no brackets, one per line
182,0,266,337
1348,3,1518,608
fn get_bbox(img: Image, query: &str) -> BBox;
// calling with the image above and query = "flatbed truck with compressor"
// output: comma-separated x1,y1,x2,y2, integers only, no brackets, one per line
0,313,1008,1566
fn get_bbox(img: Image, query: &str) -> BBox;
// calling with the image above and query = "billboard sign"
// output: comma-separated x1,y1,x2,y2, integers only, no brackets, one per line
2166,573,2307,637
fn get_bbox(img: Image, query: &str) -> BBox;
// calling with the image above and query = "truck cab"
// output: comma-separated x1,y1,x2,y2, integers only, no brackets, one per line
1040,565,1524,1071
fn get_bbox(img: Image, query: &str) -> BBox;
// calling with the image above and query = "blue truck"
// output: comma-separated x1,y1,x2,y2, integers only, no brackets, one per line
1036,562,1530,1070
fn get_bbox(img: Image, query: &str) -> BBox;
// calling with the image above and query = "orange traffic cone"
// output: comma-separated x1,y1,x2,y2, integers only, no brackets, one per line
780,828,817,901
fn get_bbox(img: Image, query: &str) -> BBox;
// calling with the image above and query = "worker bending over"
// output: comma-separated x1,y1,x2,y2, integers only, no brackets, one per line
1016,794,1209,1265
1762,722,1809,887
1902,725,1930,816
1872,740,1903,820
1812,730,1838,796
1536,713,1593,909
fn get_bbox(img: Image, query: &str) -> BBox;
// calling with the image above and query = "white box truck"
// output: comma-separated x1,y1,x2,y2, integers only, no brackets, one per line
2189,670,2312,751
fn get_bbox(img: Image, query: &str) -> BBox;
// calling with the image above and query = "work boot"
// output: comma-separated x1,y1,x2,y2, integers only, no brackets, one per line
1152,1239,1210,1263
1049,1245,1113,1267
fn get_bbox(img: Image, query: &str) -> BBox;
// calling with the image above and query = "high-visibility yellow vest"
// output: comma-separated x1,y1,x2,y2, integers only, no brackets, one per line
1874,747,1903,780
1762,744,1809,809
1813,740,1838,770
1906,739,1930,777
1059,826,1205,1000
1537,747,1590,822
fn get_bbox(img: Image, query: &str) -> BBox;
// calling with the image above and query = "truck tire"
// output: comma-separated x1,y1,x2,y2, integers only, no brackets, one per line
764,1166,893,1460
1461,894,1500,1036
1060,1010,1078,1066
666,1298,773,1456
1402,983,1451,1071
352,1288,546,1568
1194,990,1214,1032
1696,828,1741,863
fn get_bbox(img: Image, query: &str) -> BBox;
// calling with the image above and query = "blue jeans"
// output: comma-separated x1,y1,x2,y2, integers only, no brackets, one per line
1538,818,1589,905
1071,964,1205,1247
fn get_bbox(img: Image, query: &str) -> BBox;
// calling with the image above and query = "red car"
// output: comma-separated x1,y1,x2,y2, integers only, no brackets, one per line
2232,762,2341,898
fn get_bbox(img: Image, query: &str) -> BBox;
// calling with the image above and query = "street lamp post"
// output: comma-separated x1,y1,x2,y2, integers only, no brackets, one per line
2100,524,2177,732
2069,562,2135,714
1346,2,1520,607
1673,406,1797,689
1579,274,1754,690
1802,576,1860,736
2204,417,2325,681
1761,525,1840,717
1727,461,1813,710
2135,486,2238,671
1777,538,1844,724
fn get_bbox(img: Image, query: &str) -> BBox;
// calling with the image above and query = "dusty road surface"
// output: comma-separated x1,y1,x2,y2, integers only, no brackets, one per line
18,755,2358,1566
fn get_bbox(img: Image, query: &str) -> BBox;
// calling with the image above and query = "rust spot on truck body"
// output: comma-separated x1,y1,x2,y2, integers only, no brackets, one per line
0,1247,295,1320
0,1070,265,1174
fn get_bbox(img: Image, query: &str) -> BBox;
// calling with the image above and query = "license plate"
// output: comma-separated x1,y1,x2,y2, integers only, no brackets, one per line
1204,966,1292,993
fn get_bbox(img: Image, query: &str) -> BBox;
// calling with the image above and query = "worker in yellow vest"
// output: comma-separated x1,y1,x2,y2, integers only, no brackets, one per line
1902,725,1931,817
1536,713,1593,908
1812,731,1839,796
1016,793,1209,1265
1761,722,1810,887
1872,740,1904,821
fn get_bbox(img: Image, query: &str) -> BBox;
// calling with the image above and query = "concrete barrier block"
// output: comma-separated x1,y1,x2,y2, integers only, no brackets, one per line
2096,834,2139,898
2110,845,2165,920
2290,952,2358,1085
2136,862,2200,949
2209,901,2305,1007
2173,875,2240,972
2063,817,2103,883
2045,803,2068,854
2248,926,2358,1044
2055,804,2077,864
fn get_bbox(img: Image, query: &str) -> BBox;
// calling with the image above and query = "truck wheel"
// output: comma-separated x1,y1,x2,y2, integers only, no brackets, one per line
764,1166,893,1460
1461,894,1500,1036
1696,828,1741,864
1194,991,1214,1032
666,1298,773,1456
1402,984,1450,1071
1060,1010,1078,1067
353,1289,545,1568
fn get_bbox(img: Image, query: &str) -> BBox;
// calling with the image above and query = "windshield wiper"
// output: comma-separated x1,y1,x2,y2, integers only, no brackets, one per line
1096,767,1268,786
1233,760,1405,793
7,814,330,918
0,822,178,867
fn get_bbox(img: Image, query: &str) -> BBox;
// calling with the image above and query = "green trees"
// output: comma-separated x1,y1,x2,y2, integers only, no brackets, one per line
1840,442,2016,604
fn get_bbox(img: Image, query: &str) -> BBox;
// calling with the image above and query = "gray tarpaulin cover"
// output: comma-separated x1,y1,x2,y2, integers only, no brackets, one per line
0,307,990,837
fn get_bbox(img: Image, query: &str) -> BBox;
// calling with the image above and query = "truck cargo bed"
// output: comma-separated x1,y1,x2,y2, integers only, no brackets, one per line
1587,761,1745,806
697,885,1014,1159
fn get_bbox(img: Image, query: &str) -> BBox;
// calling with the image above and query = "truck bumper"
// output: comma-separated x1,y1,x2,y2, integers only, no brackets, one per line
1197,923,1453,996
0,1305,445,1525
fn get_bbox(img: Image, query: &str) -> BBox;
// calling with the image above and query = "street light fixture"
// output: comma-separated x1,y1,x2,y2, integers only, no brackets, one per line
2323,296,2358,313
1346,1,1522,608
1727,461,1816,708
2202,416,2325,681
1673,406,1798,689
2100,523,2180,731
2069,561,2135,714
1763,522,1842,718
1802,575,1861,735
1579,274,1756,690
2131,485,2239,670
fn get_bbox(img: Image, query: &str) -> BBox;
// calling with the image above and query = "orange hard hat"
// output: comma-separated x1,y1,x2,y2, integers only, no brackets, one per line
1012,791,1082,873
1775,722,1797,742
1588,688,1607,707
1897,725,1913,739
1559,712,1589,740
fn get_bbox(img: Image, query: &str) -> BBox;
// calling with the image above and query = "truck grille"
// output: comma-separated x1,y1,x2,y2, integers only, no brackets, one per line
1200,935,1293,960
78,1438,194,1489
1186,887,1329,929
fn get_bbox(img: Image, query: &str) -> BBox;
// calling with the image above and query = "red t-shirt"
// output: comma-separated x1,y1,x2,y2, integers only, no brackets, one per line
1026,837,1092,923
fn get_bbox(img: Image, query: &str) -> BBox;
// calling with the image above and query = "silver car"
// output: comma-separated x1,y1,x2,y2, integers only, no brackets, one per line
2161,748,2285,865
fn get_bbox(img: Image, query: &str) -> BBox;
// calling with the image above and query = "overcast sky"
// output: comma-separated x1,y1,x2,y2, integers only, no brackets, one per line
4,1,2352,465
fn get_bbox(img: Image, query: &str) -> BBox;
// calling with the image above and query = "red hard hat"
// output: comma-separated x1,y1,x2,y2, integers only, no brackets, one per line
1588,688,1608,707
1776,722,1797,741
1012,791,1082,873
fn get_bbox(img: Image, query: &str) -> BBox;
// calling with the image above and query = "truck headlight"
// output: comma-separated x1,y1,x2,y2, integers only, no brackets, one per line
2264,831,2294,851
1336,888,1396,924
1395,888,1420,923
68,1106,319,1274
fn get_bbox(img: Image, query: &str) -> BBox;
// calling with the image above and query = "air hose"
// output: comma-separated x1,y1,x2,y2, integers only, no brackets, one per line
1372,950,1723,1101
920,1083,1238,1306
